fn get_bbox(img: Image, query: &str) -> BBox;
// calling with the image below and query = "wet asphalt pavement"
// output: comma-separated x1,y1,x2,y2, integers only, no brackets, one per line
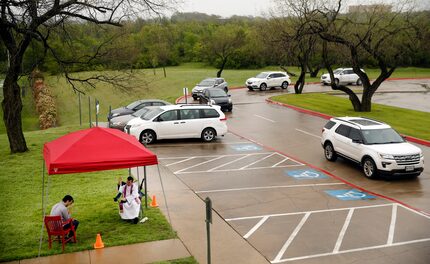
150,79,430,263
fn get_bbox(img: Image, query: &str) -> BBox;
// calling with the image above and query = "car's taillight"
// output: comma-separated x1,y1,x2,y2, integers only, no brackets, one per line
220,117,227,121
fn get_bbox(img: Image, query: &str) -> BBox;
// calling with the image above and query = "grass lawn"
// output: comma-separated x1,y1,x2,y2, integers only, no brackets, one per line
271,93,430,141
1,63,429,134
0,125,175,262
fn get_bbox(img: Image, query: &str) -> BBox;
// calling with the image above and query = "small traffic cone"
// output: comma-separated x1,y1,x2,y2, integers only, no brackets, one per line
150,195,159,207
93,233,105,249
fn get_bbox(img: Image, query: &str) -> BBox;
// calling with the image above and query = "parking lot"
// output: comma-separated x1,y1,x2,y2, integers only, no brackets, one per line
150,80,430,263
148,134,430,263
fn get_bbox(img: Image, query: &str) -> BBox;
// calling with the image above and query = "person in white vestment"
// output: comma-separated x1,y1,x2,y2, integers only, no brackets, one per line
113,176,140,224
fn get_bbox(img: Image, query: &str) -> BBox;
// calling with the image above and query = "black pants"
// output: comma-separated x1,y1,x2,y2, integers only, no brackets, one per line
63,219,79,237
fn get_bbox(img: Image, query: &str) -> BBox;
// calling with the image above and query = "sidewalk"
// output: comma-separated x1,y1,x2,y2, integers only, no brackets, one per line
134,165,270,264
6,239,190,264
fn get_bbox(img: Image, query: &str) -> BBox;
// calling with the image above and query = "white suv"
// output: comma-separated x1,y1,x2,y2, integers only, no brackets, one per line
320,68,364,86
126,104,228,144
246,71,291,91
321,117,424,178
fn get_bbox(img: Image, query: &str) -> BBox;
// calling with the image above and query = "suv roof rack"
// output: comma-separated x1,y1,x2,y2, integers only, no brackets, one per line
177,104,212,107
333,117,361,128
358,116,386,125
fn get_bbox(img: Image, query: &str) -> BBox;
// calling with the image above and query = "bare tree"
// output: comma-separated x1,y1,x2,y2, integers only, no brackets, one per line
1,0,174,153
278,0,420,111
203,24,246,77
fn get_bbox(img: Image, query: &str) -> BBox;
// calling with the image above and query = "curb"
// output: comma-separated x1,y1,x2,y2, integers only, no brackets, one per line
266,98,430,148
228,129,430,217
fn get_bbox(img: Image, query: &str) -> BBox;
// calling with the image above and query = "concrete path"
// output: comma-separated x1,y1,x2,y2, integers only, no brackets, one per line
5,239,190,264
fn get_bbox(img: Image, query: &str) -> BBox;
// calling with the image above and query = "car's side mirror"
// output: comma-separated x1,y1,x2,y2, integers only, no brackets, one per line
352,139,363,144
228,94,231,97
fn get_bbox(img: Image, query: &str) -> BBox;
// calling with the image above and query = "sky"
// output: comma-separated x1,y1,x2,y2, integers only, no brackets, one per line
179,0,275,18
178,0,429,18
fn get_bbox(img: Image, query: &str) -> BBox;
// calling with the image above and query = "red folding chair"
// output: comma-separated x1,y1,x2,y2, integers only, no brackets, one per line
44,215,76,252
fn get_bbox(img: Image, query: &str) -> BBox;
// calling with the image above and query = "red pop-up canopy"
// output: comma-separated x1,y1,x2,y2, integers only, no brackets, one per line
43,127,158,175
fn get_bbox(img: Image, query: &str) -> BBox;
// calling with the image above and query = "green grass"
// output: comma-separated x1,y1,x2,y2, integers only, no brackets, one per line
0,125,175,262
2,63,429,134
271,93,430,140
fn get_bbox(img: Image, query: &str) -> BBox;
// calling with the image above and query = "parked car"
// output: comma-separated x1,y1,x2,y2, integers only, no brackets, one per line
199,88,233,112
107,99,170,121
245,71,290,91
192,78,228,100
321,117,424,178
320,68,365,86
109,106,160,131
126,104,228,144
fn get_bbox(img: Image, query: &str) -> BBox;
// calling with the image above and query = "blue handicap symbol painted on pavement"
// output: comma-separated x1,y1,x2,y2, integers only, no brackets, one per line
325,189,376,201
285,169,328,179
231,144,262,152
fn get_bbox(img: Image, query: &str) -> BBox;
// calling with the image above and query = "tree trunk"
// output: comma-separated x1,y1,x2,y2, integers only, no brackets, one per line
294,61,306,94
216,58,227,77
2,71,28,153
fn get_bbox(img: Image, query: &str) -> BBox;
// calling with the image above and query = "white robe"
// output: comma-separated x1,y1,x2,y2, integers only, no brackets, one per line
118,182,140,220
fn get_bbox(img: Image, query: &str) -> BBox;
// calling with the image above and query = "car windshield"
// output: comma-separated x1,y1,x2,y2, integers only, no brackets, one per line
361,128,405,144
256,73,268,78
140,107,164,120
198,79,215,86
126,101,141,110
209,89,227,97
132,107,150,117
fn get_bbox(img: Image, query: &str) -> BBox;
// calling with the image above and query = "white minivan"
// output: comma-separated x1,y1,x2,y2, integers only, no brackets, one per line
126,104,228,144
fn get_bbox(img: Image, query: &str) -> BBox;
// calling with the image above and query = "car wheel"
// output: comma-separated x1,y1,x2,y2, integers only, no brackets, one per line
248,87,254,91
334,79,339,86
140,130,156,145
192,95,198,101
201,128,216,142
362,157,377,179
224,87,228,93
356,79,362,86
260,83,267,91
281,81,289,89
324,143,337,161
228,106,233,112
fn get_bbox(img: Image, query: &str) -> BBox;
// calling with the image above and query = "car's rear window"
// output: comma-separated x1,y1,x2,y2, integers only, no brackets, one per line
324,121,336,129
200,109,220,118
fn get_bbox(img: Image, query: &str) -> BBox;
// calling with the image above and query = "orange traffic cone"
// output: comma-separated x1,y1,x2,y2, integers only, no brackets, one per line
150,195,159,207
94,233,105,249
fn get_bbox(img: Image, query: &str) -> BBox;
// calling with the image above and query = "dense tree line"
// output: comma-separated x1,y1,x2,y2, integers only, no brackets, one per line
2,11,428,77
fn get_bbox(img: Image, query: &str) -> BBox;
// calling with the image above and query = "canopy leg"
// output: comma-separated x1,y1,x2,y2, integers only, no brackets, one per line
157,164,173,234
38,162,46,257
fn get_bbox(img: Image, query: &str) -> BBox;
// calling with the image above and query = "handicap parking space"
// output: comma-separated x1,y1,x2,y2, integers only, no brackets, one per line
149,132,430,263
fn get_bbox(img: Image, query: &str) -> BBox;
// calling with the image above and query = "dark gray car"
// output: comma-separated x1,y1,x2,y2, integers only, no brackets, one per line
199,88,233,112
107,99,170,121
192,78,228,100
109,106,162,131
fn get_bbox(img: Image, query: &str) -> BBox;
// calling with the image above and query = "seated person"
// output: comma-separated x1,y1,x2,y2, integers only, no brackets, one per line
114,176,140,224
50,195,79,238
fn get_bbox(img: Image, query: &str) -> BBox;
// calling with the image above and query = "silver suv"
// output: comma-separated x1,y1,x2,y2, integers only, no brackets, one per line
321,117,424,178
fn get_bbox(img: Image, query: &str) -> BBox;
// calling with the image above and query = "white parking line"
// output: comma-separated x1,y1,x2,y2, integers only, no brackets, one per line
333,208,354,253
273,238,430,263
207,154,251,172
387,204,398,245
165,157,195,166
255,114,276,123
273,212,311,262
176,164,304,174
225,203,393,221
195,183,345,194
174,156,225,174
272,157,289,167
244,216,269,239
159,152,274,160
239,153,276,170
295,128,321,139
